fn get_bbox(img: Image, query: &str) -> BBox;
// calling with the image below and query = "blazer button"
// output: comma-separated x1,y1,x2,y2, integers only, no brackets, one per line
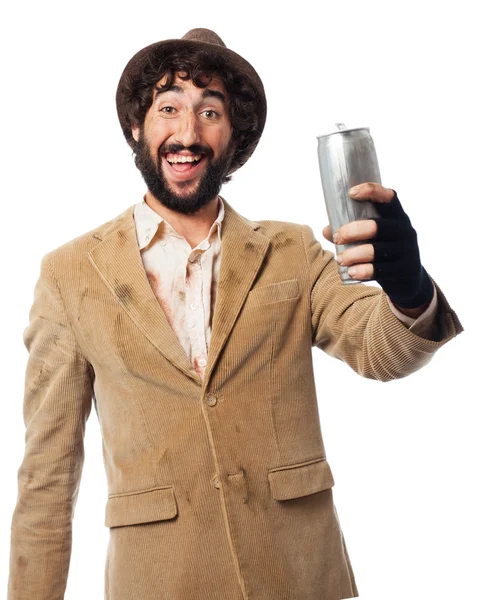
212,475,220,489
206,393,217,406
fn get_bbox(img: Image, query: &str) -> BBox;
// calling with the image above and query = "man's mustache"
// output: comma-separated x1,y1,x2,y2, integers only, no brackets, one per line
160,144,212,158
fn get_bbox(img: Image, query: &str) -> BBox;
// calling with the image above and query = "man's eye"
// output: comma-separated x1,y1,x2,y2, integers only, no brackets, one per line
159,107,219,118
202,110,219,119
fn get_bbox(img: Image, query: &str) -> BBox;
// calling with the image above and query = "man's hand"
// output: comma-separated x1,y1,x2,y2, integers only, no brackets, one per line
322,182,435,314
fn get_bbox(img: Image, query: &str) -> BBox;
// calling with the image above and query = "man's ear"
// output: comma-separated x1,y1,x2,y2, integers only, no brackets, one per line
132,124,140,143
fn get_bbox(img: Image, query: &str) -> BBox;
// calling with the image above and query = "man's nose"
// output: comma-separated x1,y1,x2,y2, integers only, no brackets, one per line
173,110,201,148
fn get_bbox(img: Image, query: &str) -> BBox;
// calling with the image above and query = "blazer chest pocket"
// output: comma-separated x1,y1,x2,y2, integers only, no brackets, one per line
105,486,178,527
246,278,300,307
267,456,335,501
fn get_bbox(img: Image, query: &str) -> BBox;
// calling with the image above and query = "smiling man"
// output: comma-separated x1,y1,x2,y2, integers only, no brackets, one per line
132,71,236,233
8,27,463,600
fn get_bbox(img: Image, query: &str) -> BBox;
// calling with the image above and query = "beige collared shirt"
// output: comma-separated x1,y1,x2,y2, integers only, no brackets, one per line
133,195,438,380
133,195,224,380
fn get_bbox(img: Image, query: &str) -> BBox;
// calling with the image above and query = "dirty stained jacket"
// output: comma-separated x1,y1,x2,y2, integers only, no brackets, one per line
134,194,441,378
8,195,463,600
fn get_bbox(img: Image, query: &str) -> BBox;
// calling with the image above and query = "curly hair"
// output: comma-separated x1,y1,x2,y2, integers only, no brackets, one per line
121,45,263,183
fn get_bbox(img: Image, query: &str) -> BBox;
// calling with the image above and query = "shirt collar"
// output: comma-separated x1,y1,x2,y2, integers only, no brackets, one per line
133,194,225,250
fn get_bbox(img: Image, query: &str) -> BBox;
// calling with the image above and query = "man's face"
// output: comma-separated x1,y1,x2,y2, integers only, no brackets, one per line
132,71,235,215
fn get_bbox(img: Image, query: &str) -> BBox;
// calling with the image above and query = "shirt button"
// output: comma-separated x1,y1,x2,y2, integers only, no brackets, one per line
206,393,217,406
190,303,198,310
197,357,206,367
160,240,167,246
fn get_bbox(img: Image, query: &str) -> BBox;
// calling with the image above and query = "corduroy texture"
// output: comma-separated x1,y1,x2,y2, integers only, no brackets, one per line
8,198,463,600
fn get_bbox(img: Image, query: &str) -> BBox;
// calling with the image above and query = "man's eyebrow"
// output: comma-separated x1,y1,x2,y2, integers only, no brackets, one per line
154,85,226,105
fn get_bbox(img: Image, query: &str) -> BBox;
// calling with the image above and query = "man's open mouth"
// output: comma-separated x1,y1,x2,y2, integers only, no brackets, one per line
164,153,206,174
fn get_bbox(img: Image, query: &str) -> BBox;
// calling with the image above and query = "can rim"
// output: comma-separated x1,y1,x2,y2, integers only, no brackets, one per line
316,126,370,139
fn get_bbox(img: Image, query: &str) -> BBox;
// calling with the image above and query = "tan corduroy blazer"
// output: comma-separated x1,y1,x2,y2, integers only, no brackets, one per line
8,198,463,600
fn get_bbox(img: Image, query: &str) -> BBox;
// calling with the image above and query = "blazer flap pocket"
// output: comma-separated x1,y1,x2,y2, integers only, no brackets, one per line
268,457,335,501
247,278,299,306
105,486,177,527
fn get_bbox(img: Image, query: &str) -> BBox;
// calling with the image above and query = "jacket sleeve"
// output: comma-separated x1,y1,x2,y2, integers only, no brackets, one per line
8,252,93,600
387,283,440,339
301,224,464,382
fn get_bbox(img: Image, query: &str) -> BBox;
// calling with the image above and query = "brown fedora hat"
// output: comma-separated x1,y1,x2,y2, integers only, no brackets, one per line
116,27,267,176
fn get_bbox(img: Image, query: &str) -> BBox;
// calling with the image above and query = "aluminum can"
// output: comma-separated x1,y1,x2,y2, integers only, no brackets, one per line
316,123,382,284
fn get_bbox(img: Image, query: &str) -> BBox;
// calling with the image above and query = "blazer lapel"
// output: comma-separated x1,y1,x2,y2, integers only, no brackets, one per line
204,198,270,389
87,198,270,391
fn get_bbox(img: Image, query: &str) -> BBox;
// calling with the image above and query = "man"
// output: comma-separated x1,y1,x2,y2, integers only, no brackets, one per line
8,28,463,600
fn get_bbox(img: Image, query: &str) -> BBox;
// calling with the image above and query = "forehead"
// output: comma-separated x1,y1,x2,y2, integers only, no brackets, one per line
155,70,227,96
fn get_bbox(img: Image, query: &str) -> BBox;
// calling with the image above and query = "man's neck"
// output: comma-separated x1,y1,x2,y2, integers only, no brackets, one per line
145,191,220,249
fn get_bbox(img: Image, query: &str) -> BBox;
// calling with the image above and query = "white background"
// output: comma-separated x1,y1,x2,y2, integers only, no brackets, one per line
1,1,477,599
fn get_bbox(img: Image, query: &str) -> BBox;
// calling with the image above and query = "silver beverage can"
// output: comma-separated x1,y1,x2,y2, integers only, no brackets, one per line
316,123,382,284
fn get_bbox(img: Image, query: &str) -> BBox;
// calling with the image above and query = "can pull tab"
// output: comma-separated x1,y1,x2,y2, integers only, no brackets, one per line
335,122,347,130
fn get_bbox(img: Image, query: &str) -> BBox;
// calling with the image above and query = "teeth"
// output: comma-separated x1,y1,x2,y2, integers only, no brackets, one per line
166,154,202,164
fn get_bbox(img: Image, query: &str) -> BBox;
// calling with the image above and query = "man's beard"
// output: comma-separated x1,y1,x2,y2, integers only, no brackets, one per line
133,127,235,216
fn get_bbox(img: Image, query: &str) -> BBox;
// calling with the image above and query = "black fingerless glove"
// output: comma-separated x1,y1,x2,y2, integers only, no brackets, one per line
369,190,435,309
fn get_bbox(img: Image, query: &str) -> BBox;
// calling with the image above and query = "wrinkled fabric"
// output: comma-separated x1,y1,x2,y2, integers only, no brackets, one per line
7,196,462,600
133,196,224,379
133,195,440,372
